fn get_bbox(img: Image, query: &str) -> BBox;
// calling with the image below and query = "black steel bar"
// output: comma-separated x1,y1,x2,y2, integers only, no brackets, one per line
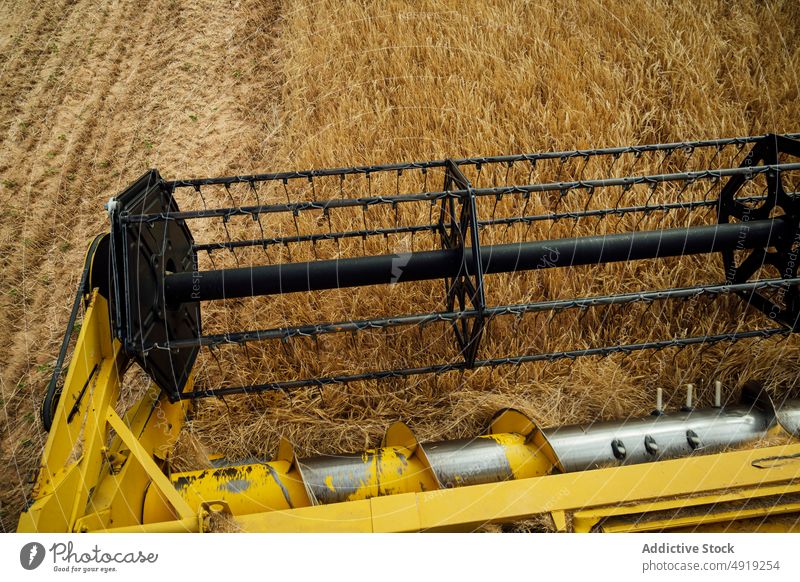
153,277,800,351
180,327,789,399
460,163,486,365
125,162,800,224
191,195,771,253
165,218,789,303
127,190,457,223
166,133,800,190
194,223,441,252
479,195,770,228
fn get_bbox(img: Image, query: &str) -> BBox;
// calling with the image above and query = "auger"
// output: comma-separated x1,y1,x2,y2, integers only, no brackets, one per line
18,133,800,532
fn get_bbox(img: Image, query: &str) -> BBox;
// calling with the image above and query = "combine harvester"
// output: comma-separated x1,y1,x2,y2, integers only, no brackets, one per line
18,133,800,532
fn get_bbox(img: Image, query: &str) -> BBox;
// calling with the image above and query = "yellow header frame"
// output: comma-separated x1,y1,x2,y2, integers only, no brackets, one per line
16,245,800,533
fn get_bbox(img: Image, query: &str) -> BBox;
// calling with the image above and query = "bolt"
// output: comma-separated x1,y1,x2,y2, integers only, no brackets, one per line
686,429,702,450
644,435,659,456
651,387,664,416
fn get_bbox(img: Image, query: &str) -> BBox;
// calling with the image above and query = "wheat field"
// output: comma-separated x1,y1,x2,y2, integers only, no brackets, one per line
1,0,799,531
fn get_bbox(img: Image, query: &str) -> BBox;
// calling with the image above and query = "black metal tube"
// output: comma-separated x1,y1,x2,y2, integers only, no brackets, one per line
165,218,788,303
126,162,800,224
166,133,800,190
158,277,800,350
182,327,789,398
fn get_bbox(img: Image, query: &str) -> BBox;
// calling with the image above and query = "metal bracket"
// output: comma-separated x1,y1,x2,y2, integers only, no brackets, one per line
110,170,201,400
439,160,486,367
719,134,800,329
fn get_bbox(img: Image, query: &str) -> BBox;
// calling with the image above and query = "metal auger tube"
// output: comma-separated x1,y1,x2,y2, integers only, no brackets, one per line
542,406,773,472
143,395,800,523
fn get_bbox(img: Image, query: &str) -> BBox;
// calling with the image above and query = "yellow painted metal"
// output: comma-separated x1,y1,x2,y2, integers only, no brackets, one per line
550,510,568,532
204,443,800,532
98,517,201,533
144,459,311,522
488,408,564,472
145,431,552,521
483,433,553,480
17,290,121,533
369,492,423,532
106,408,195,519
234,499,376,533
572,482,800,532
75,379,193,531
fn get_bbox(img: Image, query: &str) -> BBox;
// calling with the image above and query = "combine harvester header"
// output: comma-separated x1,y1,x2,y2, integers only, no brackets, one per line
19,133,800,532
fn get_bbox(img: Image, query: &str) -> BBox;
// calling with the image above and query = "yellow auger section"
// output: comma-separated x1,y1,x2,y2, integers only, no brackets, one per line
482,433,555,480
142,430,555,522
143,459,310,522
298,445,441,503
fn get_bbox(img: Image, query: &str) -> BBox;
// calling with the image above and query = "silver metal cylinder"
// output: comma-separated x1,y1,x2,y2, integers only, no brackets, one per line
279,398,800,506
423,438,514,488
297,437,516,504
775,399,800,438
297,450,400,505
542,405,774,472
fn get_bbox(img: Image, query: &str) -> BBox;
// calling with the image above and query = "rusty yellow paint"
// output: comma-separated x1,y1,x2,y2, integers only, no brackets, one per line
191,443,800,532
144,459,312,523
144,432,800,533
308,445,440,504
152,435,549,519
